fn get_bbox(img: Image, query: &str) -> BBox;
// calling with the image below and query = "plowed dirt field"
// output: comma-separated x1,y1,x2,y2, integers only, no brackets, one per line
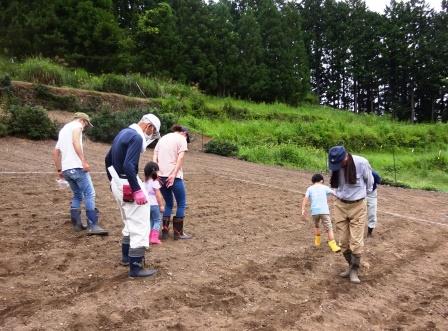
1,113,447,330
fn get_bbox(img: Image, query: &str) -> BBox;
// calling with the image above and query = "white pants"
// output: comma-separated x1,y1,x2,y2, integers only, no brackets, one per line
366,190,378,229
111,177,150,249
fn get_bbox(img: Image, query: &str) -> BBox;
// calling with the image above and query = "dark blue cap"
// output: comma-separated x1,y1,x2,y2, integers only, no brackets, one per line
328,146,346,171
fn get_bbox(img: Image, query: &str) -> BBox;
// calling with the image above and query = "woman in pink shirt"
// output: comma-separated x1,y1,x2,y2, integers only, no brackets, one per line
153,125,192,240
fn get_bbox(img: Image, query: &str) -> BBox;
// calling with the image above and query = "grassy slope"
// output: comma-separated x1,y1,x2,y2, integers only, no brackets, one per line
2,57,447,191
182,97,448,192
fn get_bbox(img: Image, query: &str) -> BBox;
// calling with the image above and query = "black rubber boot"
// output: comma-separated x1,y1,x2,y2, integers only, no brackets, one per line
121,236,130,266
173,217,192,240
161,216,171,240
70,208,86,232
349,255,361,284
128,248,157,278
86,208,109,236
367,227,374,237
339,250,352,278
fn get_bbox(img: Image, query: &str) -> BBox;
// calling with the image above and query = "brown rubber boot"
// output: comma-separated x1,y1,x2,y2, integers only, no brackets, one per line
161,216,171,240
173,217,192,240
339,250,352,278
349,255,361,284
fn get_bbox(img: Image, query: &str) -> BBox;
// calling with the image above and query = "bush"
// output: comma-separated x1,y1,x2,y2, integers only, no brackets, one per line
96,74,162,98
0,74,13,96
160,97,188,117
98,74,132,95
222,102,251,120
160,82,196,98
302,92,320,105
89,108,177,143
1,74,11,89
381,177,411,189
34,84,79,111
7,104,57,140
0,122,8,137
17,58,65,86
130,74,162,98
0,57,15,77
204,139,238,157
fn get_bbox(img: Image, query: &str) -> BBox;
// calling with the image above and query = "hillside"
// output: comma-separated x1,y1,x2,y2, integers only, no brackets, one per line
2,74,448,192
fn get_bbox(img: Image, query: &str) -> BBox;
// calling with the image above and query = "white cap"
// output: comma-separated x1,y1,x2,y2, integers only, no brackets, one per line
141,114,161,133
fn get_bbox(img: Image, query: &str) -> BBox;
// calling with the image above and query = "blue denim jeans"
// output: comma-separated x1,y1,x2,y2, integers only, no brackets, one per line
150,205,162,231
63,168,96,211
160,177,186,218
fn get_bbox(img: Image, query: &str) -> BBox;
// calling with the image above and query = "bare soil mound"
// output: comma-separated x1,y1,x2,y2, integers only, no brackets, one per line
11,81,158,112
0,133,447,330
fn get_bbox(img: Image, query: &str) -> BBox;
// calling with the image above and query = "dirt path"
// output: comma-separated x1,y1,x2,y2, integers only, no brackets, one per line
0,135,447,330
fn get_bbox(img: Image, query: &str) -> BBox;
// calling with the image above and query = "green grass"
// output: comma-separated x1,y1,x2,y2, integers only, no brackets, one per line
182,109,448,192
2,56,448,191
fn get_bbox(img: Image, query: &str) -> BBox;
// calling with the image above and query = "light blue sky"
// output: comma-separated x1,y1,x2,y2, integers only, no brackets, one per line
365,0,442,13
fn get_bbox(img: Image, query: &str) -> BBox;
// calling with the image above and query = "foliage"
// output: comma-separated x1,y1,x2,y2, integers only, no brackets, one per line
1,1,446,119
34,84,79,111
88,107,176,143
6,104,57,140
204,139,238,157
15,58,66,86
222,102,251,120
181,98,448,191
89,73,162,98
0,1,126,72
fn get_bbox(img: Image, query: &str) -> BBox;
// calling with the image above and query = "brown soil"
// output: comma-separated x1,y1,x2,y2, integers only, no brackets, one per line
1,112,447,330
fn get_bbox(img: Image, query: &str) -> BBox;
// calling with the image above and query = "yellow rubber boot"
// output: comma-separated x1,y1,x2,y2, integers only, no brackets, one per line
328,239,341,253
314,234,321,247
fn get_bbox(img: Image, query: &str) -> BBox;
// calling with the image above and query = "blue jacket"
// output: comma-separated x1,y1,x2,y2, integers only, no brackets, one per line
105,127,143,192
372,170,381,191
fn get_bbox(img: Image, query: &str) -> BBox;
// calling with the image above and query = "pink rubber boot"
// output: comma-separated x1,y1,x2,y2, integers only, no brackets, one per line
150,230,162,245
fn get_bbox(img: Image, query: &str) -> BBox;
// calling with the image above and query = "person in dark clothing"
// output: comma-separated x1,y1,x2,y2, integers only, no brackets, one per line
105,114,161,278
367,170,381,236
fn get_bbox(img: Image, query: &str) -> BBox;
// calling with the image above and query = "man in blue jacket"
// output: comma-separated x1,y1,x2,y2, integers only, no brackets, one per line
105,114,161,278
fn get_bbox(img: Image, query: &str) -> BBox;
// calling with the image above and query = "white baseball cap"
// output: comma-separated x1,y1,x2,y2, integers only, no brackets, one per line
141,114,161,133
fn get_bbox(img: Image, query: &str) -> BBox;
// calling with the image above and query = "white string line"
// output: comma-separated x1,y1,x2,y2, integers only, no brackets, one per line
380,211,448,228
0,171,205,175
0,171,107,174
205,170,448,228
1,170,447,228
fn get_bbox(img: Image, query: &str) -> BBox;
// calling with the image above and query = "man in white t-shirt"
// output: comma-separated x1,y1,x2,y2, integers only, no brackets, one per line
52,112,108,235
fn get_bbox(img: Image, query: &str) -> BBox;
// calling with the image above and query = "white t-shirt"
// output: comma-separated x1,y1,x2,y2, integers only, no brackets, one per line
55,121,83,171
154,132,188,179
144,179,161,206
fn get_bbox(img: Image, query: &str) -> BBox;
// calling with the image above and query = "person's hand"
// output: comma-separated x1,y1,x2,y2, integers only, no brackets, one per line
82,160,90,172
57,170,64,179
133,190,147,205
166,174,176,188
160,205,165,213
301,210,306,217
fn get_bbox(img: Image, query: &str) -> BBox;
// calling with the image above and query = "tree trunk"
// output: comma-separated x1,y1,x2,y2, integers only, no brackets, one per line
353,78,358,113
431,98,434,122
410,86,415,123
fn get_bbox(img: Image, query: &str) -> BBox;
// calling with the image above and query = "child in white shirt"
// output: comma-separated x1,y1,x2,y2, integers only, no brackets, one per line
302,174,340,253
144,162,165,245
